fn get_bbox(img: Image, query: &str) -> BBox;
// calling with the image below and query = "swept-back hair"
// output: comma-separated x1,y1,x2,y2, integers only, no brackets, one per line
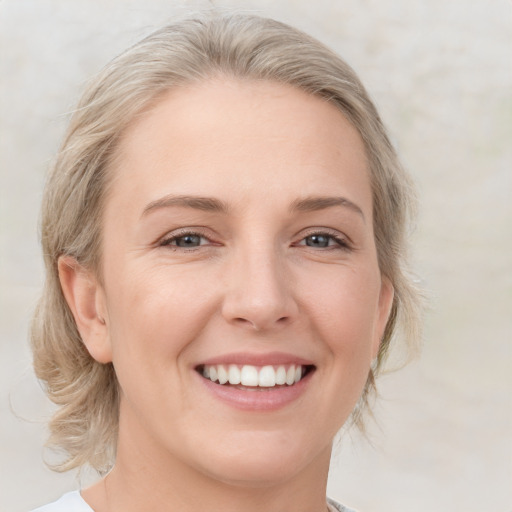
32,12,421,473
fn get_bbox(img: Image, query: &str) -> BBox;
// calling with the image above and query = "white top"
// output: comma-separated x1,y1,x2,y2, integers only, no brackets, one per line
31,491,356,512
30,492,92,512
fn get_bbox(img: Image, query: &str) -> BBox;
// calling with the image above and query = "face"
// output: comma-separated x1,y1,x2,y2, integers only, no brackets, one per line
78,79,393,487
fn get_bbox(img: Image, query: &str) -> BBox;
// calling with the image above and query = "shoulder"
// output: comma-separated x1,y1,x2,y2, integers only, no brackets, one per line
327,496,359,512
30,491,93,512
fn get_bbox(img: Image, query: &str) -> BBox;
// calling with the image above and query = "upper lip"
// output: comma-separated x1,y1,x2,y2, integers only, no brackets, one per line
197,351,315,367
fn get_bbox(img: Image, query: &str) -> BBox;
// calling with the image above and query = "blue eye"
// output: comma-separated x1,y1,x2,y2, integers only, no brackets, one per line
161,233,208,248
298,233,349,250
174,234,203,247
304,234,332,248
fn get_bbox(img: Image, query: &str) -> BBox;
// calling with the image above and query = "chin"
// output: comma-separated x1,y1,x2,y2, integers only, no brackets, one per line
202,457,303,488
191,431,330,488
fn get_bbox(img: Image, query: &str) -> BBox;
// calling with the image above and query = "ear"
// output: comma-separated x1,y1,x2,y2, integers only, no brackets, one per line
372,275,395,360
58,255,112,364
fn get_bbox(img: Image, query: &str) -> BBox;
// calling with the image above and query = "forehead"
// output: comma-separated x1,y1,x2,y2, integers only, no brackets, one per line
108,78,371,214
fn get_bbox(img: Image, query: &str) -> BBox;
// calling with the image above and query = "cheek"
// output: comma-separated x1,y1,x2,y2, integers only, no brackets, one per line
102,267,221,423
302,265,382,360
104,265,215,365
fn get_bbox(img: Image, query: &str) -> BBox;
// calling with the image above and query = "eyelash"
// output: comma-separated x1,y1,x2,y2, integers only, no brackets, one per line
158,229,351,251
295,231,351,250
159,230,211,250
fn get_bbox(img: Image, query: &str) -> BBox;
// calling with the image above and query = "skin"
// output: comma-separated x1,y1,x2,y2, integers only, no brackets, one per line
59,78,394,512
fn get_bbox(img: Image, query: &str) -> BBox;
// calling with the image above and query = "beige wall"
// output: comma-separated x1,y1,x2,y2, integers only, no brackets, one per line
1,1,510,510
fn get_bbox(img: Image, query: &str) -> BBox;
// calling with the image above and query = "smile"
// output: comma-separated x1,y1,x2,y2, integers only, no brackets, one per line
199,364,313,388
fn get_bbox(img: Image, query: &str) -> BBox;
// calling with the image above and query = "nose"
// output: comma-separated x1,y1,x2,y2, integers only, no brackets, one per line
221,244,299,332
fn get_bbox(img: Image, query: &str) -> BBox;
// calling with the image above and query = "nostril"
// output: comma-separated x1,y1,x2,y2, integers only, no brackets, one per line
233,317,252,325
233,315,290,331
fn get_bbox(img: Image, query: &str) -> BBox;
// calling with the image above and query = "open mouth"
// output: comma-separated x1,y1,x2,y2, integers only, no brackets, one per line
196,364,315,389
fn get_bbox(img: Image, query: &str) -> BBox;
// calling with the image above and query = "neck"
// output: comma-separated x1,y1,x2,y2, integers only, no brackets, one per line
82,418,332,512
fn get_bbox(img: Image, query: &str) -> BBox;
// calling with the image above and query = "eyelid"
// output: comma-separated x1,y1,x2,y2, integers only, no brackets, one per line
157,227,216,248
155,226,351,250
294,228,352,249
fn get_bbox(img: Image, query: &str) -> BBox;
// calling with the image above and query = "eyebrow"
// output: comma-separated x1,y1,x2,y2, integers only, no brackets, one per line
142,194,230,216
142,193,365,221
290,196,365,221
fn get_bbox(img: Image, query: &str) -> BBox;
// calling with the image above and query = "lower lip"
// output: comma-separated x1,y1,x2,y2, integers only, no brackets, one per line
196,371,314,411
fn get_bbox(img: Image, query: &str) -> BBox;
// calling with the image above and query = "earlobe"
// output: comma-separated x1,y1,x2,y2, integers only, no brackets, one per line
58,256,112,364
372,276,395,360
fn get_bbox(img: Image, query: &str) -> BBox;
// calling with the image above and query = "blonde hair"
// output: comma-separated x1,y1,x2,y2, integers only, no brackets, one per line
31,12,421,473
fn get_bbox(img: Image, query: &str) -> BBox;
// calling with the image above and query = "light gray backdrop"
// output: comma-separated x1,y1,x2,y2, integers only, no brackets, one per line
1,1,511,511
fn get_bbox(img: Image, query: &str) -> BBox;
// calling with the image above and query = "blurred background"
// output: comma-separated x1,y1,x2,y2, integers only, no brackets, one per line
1,1,510,510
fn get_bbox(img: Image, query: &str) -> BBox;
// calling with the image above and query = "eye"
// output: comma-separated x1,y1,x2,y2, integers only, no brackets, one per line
296,232,349,250
304,234,333,248
160,232,210,249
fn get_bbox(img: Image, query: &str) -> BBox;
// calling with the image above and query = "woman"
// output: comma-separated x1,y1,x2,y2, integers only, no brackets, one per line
31,12,421,512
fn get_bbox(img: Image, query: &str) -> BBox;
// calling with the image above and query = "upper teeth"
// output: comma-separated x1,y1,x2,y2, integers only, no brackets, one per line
202,364,304,387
